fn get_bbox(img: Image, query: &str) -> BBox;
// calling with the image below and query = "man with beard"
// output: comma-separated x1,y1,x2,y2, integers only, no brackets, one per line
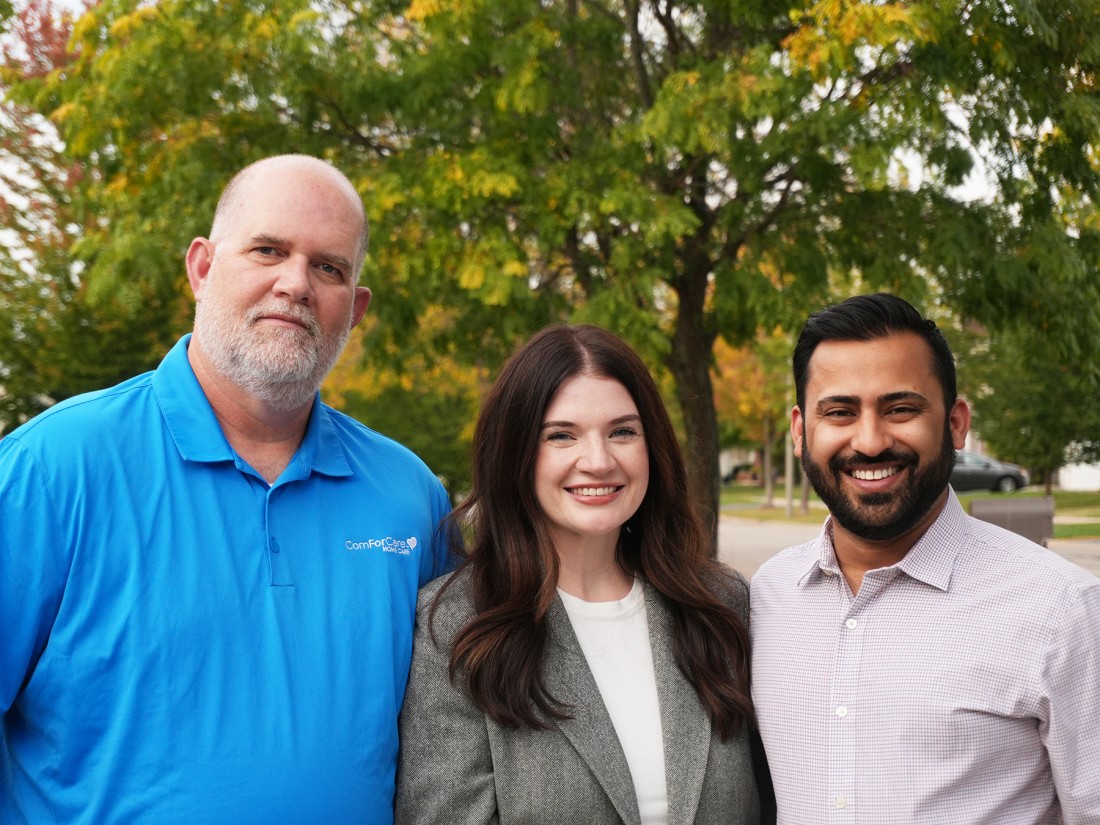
750,293,1100,824
0,155,453,824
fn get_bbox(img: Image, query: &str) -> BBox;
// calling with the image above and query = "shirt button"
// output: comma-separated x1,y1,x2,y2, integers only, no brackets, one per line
835,795,847,809
836,705,848,718
845,618,858,629
270,538,280,554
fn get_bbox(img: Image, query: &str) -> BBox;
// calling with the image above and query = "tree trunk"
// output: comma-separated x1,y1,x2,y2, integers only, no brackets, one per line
666,272,720,556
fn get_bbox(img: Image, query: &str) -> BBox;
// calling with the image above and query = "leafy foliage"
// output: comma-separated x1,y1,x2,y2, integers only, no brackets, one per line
0,0,185,433
4,0,1100,543
960,327,1100,490
323,321,485,496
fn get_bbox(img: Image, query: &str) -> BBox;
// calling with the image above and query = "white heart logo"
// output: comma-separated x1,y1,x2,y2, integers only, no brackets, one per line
407,537,418,549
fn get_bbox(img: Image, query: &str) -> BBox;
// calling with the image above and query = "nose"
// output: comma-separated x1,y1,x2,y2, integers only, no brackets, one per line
576,435,615,475
273,256,314,303
850,414,894,458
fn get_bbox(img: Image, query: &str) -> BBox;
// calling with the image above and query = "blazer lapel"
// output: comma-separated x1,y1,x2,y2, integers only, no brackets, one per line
645,583,711,825
544,596,642,825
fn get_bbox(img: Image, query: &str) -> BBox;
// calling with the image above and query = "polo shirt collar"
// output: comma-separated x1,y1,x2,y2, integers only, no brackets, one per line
153,335,234,463
283,395,353,480
797,490,966,592
152,334,352,479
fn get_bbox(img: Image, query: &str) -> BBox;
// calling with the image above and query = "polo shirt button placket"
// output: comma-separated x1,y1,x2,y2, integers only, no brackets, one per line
268,534,295,587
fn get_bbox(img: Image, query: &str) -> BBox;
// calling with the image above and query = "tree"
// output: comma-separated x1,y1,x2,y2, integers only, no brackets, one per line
0,0,184,433
364,0,1100,544
713,330,791,504
959,326,1100,493
6,0,1100,548
323,320,485,496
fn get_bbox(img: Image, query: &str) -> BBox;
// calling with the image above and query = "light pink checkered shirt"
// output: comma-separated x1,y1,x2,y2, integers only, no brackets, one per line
751,492,1100,824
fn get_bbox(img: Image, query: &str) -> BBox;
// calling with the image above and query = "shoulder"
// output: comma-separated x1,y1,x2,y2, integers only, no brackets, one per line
752,539,819,587
4,373,155,450
962,514,1100,597
321,404,424,462
322,405,443,484
702,563,750,614
1,374,157,485
414,569,477,650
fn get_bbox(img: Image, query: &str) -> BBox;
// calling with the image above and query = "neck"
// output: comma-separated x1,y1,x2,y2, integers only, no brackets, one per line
189,340,313,484
831,532,910,595
554,534,633,602
831,489,950,595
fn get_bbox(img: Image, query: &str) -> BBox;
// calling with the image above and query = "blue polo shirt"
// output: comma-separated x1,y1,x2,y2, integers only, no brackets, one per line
0,335,453,824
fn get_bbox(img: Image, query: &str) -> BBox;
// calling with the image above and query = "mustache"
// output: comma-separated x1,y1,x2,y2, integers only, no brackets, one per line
246,303,320,336
829,449,917,473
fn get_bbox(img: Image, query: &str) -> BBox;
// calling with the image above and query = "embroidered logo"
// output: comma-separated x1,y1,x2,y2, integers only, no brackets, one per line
345,536,418,555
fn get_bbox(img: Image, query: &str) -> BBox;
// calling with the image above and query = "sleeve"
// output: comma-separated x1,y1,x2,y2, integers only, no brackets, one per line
418,480,459,586
1044,581,1100,823
712,562,751,624
0,438,68,713
394,589,499,825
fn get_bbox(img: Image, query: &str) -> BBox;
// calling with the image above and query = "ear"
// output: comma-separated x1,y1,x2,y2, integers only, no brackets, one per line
790,404,805,458
185,238,215,299
949,397,971,449
350,286,372,328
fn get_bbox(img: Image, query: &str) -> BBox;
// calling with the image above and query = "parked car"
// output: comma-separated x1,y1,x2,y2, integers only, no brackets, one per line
951,450,1030,493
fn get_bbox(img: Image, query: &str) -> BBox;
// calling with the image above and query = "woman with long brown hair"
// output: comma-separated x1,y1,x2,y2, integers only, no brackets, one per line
395,324,770,824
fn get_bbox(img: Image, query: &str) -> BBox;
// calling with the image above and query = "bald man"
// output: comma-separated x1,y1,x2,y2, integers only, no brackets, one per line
0,156,453,824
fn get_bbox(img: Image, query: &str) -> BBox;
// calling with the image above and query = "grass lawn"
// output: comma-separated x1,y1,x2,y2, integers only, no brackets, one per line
720,483,1100,538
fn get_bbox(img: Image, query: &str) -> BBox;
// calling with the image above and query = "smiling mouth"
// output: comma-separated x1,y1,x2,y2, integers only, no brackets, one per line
261,314,309,328
849,467,900,481
568,486,622,496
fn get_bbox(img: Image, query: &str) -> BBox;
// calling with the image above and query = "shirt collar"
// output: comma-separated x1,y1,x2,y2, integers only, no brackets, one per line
283,394,353,480
797,491,967,592
152,334,352,479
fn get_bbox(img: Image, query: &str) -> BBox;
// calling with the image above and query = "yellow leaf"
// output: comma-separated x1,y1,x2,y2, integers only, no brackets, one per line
458,262,486,290
50,101,75,123
254,17,279,40
502,260,527,277
108,6,159,39
406,0,462,21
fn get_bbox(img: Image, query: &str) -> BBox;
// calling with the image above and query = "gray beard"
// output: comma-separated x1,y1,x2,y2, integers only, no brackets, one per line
193,299,351,411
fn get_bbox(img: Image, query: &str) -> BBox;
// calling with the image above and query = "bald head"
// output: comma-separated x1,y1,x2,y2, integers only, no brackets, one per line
210,155,369,280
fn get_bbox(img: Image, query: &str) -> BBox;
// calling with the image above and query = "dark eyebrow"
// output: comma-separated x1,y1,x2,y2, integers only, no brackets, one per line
539,414,641,430
814,395,859,413
880,391,929,405
814,391,928,413
250,234,353,273
540,420,574,430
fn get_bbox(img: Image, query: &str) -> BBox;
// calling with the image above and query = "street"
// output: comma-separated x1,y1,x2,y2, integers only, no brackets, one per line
718,515,1100,579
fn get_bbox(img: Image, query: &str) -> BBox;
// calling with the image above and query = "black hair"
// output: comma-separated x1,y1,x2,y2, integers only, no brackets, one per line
792,293,957,411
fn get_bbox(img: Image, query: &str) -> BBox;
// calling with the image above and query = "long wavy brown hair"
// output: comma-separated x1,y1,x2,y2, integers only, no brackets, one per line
435,324,753,737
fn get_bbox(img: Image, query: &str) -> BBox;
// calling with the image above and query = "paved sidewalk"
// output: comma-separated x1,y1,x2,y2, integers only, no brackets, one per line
719,515,1100,579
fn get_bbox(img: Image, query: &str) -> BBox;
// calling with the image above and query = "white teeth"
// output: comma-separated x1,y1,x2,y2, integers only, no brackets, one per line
573,486,617,496
851,467,899,481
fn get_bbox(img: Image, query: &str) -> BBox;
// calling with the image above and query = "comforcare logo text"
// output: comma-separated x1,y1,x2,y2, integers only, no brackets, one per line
345,536,419,555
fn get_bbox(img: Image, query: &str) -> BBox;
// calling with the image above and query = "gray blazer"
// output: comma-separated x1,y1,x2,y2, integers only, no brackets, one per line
395,571,767,825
